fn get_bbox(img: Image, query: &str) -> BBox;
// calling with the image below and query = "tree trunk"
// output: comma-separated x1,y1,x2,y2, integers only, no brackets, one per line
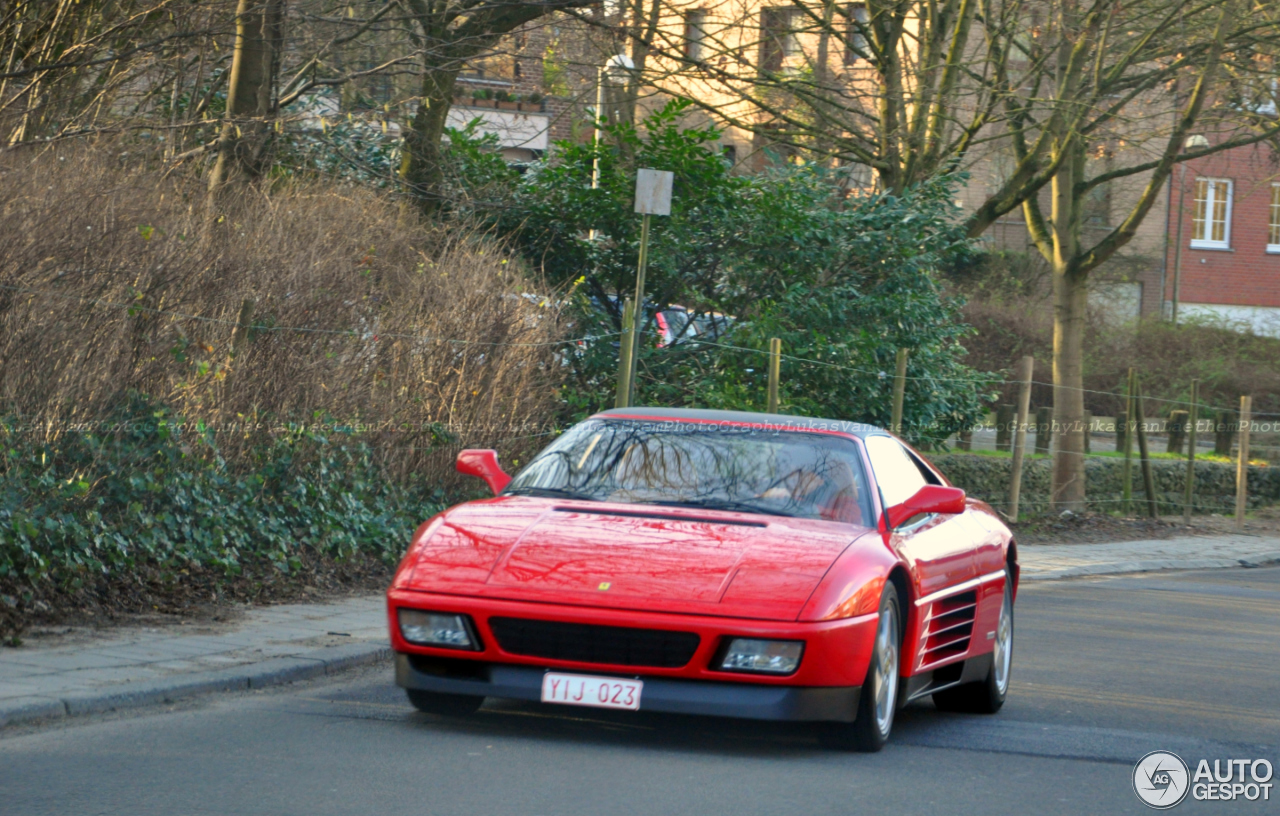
208,0,284,195
1049,135,1088,510
1051,264,1088,510
399,65,458,214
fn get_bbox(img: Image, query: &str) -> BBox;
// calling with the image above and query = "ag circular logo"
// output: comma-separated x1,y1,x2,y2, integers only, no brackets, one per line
1134,751,1191,809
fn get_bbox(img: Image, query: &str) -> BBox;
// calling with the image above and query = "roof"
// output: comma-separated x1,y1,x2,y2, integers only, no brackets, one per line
593,407,886,438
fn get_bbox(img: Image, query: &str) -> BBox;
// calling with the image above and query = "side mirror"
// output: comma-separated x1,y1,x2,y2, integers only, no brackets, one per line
456,449,511,496
886,485,966,530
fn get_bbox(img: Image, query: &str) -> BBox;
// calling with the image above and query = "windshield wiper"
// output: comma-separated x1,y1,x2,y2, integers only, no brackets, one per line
504,486,599,501
633,499,794,518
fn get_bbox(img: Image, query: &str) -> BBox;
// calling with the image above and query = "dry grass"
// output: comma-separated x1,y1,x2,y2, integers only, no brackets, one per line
0,145,565,483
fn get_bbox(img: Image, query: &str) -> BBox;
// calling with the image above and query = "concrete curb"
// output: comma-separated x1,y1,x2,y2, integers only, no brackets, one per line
0,642,391,730
1022,550,1280,582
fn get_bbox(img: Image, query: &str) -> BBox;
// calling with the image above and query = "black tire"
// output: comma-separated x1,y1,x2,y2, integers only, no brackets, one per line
933,579,1013,714
820,582,901,752
406,689,484,716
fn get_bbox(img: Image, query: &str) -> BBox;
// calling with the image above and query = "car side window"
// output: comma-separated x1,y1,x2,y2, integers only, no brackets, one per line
864,436,928,508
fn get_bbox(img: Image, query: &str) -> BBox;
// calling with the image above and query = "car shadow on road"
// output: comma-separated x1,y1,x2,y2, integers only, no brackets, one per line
303,680,948,758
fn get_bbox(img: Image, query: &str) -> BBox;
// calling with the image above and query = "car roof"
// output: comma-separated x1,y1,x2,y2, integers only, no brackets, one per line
591,407,887,439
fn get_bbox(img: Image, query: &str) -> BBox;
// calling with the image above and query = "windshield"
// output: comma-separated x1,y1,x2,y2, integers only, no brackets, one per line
504,419,873,524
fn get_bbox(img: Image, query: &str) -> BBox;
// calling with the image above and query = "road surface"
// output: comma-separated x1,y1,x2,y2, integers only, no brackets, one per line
3,566,1278,815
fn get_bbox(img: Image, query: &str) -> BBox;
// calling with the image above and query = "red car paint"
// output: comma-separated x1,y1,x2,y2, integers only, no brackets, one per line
388,409,1016,701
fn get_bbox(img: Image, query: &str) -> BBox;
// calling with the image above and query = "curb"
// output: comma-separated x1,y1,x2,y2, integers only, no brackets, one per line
0,641,391,730
1021,550,1280,582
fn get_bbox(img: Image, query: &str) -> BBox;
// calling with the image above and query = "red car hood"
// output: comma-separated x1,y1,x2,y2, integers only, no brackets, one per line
400,496,874,621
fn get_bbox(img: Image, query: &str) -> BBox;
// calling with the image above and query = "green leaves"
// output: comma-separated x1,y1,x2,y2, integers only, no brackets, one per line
0,394,445,594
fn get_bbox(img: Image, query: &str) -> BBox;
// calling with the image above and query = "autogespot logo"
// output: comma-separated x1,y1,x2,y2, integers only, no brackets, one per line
1133,751,1191,809
1133,752,1276,808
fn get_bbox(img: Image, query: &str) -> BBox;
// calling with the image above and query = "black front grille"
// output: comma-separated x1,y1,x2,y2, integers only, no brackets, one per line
487,617,700,668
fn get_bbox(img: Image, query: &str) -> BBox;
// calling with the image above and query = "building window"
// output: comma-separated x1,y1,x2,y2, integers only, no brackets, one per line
684,10,707,62
1269,183,1280,253
844,4,869,65
760,8,796,72
1191,178,1232,249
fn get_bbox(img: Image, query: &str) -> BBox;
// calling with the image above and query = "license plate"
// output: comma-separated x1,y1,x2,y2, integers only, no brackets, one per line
540,672,642,711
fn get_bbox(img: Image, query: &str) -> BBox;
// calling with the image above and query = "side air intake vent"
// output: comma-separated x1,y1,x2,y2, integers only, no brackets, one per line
919,590,977,669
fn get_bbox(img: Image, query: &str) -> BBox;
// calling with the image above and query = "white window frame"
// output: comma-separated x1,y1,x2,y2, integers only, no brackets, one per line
1268,182,1280,254
1190,177,1233,250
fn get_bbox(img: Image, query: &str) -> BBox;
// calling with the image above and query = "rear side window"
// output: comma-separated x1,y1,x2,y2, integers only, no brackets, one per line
864,436,929,507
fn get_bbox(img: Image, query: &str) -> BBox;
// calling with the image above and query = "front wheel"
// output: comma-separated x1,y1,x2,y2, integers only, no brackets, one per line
406,689,484,716
820,582,901,752
933,578,1013,714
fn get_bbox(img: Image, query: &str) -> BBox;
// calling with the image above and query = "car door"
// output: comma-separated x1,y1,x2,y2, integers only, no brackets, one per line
863,435,977,599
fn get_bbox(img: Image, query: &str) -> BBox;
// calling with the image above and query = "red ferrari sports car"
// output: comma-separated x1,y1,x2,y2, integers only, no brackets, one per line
387,407,1017,751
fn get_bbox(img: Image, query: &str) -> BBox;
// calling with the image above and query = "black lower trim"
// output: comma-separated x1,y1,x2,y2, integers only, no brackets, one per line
395,653,861,722
902,652,995,704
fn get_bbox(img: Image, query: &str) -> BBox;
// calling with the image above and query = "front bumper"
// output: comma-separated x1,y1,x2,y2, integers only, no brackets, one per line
386,588,880,688
396,653,862,722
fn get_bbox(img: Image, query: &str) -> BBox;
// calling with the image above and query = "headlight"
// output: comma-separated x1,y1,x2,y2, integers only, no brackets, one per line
718,638,804,675
398,609,479,650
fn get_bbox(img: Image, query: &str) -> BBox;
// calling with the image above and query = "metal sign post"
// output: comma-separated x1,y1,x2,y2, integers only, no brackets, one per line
623,168,673,406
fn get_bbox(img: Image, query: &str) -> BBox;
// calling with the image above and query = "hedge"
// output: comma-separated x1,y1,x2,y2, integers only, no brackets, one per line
931,453,1280,516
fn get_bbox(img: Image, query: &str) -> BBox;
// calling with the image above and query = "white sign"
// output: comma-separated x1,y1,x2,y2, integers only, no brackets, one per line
634,168,673,216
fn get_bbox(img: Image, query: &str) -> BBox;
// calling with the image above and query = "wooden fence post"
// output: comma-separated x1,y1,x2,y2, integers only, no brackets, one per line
614,298,634,409
230,297,255,357
890,348,908,435
1008,356,1035,521
1236,395,1252,531
1167,410,1188,455
1135,382,1158,519
1034,405,1053,455
767,337,782,414
1183,380,1199,524
1083,410,1093,454
1122,367,1135,516
995,405,1015,451
1214,409,1237,456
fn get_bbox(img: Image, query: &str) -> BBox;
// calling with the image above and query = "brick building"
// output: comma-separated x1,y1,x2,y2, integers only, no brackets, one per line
1161,142,1280,335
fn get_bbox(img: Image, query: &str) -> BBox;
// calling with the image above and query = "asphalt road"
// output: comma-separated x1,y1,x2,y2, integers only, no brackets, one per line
2,566,1279,816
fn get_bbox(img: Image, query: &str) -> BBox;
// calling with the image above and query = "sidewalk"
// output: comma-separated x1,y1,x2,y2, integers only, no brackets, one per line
0,595,389,728
3,534,1278,730
1019,534,1280,580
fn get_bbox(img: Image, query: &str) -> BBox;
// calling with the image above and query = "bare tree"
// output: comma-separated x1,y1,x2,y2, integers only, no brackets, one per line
991,0,1280,508
619,0,1280,508
381,0,597,211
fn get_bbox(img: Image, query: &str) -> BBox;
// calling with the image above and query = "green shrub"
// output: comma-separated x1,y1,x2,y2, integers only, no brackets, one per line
476,101,995,444
0,393,445,594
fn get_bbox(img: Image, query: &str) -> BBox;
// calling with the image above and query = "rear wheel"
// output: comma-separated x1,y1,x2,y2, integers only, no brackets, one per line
405,689,484,716
820,583,900,752
933,579,1013,714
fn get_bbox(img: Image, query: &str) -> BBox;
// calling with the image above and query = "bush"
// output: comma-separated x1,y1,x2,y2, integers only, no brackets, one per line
0,144,562,485
0,393,446,640
0,144,564,637
473,102,994,445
